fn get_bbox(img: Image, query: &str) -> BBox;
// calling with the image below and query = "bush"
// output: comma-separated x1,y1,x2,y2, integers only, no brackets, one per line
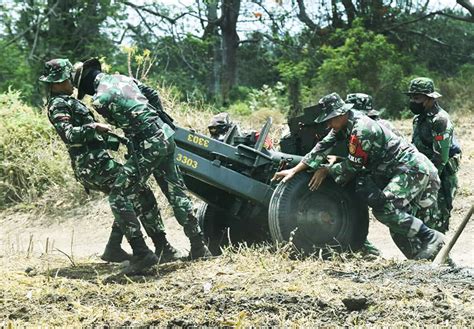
0,90,72,206
313,22,410,117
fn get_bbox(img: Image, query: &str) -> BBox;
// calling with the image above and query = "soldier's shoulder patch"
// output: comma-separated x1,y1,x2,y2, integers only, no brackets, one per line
348,134,368,166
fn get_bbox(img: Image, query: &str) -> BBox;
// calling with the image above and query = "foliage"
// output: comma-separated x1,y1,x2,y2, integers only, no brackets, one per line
313,23,410,117
437,64,474,114
248,82,287,112
0,90,73,207
0,42,34,101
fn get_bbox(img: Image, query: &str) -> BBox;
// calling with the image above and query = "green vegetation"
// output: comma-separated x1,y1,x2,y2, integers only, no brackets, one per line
0,91,72,207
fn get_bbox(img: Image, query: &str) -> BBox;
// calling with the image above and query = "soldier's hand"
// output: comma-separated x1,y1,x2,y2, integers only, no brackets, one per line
94,122,112,133
326,155,340,165
308,167,329,191
272,169,296,183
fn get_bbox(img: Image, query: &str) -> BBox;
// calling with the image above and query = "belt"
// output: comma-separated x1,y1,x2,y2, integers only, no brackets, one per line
68,140,106,156
129,117,166,141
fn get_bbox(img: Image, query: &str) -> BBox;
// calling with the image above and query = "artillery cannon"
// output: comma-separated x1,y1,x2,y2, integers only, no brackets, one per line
173,106,368,254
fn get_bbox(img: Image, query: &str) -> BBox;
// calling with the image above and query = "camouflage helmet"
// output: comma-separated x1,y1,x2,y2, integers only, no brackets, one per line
345,93,379,117
71,58,102,99
314,92,353,124
38,59,73,83
405,77,442,98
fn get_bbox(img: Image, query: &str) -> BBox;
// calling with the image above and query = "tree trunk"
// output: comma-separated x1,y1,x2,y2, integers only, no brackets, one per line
203,0,222,103
288,78,302,118
220,0,240,106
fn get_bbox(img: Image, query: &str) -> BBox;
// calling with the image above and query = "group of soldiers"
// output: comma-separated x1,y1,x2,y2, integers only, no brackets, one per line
39,57,460,273
39,58,211,275
274,81,460,260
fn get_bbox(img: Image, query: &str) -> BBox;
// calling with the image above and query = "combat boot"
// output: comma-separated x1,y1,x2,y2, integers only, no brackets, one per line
150,232,182,264
415,224,445,260
360,239,381,257
101,225,132,263
121,237,159,275
188,233,212,260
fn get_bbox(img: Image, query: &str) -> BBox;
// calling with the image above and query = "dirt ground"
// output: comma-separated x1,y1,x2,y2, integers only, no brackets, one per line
0,117,473,325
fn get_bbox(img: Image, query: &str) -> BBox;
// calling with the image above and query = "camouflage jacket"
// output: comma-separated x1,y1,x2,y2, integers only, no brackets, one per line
323,111,436,185
412,103,454,173
46,94,115,172
92,73,173,139
302,110,401,169
302,129,342,169
47,94,107,150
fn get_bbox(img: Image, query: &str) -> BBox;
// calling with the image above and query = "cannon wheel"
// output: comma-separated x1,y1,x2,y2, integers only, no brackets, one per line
197,202,271,255
268,172,368,254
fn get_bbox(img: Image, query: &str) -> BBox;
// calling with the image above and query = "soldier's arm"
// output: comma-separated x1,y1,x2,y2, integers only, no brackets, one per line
48,99,97,145
135,81,164,112
301,129,338,169
431,114,451,172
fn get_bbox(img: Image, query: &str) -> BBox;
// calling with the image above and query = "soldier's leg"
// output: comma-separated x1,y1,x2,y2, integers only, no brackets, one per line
132,183,181,262
426,171,457,233
156,140,211,259
372,171,443,259
109,144,168,272
76,155,132,262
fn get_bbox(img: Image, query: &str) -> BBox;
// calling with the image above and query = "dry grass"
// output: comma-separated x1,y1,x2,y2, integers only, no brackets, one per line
1,246,472,326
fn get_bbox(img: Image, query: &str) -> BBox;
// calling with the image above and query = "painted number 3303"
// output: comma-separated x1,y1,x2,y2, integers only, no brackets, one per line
176,153,198,169
187,134,209,147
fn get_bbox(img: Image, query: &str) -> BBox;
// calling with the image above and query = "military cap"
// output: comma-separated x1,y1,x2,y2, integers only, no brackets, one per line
72,58,102,99
38,59,73,83
405,77,442,98
345,93,380,117
314,92,353,123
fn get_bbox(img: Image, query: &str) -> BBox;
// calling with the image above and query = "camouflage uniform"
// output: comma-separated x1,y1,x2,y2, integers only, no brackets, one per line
71,60,210,264
304,93,444,259
406,78,461,233
39,59,165,262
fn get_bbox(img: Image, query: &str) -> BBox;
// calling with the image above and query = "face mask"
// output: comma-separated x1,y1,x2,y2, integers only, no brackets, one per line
409,101,425,115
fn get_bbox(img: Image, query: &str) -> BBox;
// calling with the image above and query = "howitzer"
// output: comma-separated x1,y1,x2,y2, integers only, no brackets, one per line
173,110,369,255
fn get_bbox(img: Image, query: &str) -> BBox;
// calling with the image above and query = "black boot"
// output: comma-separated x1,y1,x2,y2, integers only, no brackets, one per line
101,225,132,263
415,224,445,260
151,232,182,264
189,232,212,260
122,236,159,275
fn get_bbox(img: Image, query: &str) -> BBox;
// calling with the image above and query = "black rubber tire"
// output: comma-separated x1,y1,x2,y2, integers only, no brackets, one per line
197,202,271,255
268,172,369,254
196,202,229,255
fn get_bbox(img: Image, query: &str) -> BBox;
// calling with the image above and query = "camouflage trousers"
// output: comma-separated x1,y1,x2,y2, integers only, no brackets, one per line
370,170,440,258
425,157,459,233
73,149,164,237
109,133,200,240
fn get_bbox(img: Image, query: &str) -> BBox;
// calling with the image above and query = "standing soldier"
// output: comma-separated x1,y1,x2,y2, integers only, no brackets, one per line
39,59,180,265
71,58,211,274
405,78,461,234
273,93,445,260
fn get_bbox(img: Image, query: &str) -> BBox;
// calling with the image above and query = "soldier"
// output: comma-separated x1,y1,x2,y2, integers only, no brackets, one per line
345,93,401,136
273,92,445,260
405,78,461,233
38,59,180,266
71,58,211,274
208,112,233,142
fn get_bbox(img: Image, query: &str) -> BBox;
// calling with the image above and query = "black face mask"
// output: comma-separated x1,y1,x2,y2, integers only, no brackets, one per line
409,101,425,115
